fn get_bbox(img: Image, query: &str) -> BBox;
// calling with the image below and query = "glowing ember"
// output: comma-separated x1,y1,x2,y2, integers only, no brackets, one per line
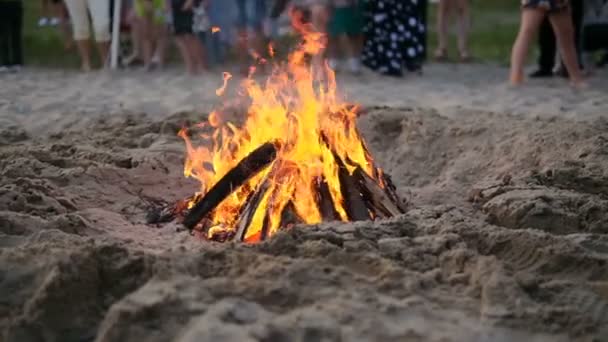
178,18,404,243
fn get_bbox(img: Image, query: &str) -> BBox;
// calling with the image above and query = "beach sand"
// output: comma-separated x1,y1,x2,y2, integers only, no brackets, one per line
1,64,608,341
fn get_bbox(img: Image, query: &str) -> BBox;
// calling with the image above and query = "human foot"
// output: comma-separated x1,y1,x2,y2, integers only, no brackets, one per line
434,48,448,62
570,79,588,90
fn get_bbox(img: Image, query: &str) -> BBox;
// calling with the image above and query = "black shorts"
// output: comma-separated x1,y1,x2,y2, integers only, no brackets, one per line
172,0,193,35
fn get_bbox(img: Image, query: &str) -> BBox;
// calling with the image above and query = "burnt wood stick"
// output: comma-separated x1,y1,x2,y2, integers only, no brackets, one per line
234,175,271,241
379,172,407,212
280,200,303,227
315,178,340,221
354,167,404,217
183,142,278,230
335,156,371,221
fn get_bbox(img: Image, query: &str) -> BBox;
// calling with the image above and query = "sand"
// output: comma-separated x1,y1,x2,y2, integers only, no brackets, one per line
1,64,608,341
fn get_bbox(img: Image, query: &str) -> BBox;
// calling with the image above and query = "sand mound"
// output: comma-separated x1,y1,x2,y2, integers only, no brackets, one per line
1,107,608,341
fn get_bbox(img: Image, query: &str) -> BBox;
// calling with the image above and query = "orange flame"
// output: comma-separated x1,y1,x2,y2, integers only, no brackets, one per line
215,72,232,97
211,26,220,33
180,17,379,242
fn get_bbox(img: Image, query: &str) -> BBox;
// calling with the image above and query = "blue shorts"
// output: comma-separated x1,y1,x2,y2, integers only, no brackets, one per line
235,0,267,30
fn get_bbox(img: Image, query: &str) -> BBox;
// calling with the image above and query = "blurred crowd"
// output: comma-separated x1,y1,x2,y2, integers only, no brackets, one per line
1,0,608,86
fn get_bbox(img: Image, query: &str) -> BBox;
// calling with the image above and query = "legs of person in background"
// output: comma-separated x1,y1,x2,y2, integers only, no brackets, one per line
435,0,449,60
64,0,110,70
549,9,585,87
0,0,23,70
417,0,428,63
235,0,267,76
328,6,362,74
152,23,168,69
58,2,74,51
139,3,155,69
530,16,556,77
510,9,545,85
87,0,111,67
40,0,61,26
455,0,470,61
124,9,143,66
310,4,329,79
64,0,93,70
12,0,23,69
175,35,195,73
188,34,206,72
556,0,583,76
40,0,50,26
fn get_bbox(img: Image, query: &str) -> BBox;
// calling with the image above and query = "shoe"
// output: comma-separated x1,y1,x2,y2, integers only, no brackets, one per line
38,17,49,27
529,69,553,78
49,17,60,26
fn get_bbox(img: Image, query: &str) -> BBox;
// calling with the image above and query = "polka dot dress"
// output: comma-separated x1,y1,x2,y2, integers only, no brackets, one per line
361,0,426,76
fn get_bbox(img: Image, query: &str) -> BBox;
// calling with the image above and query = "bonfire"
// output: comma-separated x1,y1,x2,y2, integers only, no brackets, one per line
165,18,405,243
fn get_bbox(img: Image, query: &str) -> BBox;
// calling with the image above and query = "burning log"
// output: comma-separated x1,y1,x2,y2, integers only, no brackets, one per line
335,155,373,221
234,175,271,241
354,167,405,218
315,178,340,221
183,142,278,230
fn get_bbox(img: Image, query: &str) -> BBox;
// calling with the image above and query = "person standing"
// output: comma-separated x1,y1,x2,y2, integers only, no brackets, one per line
327,0,363,74
510,0,585,87
63,0,111,71
361,0,426,76
434,0,470,61
529,0,584,77
171,0,205,74
234,0,268,75
39,0,62,27
0,0,24,72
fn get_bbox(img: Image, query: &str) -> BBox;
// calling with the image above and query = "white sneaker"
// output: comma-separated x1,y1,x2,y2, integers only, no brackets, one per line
38,17,49,27
49,17,60,26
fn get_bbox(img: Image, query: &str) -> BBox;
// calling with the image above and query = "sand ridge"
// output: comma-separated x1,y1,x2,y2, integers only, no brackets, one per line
1,64,608,341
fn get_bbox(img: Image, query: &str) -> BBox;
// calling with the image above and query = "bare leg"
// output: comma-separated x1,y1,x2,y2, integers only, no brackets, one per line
338,34,359,73
58,3,73,50
310,4,329,79
153,24,167,67
141,17,154,67
435,0,450,59
175,36,194,73
548,9,585,86
509,8,546,85
188,35,205,73
96,41,110,68
456,0,470,60
75,39,92,71
124,12,143,65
